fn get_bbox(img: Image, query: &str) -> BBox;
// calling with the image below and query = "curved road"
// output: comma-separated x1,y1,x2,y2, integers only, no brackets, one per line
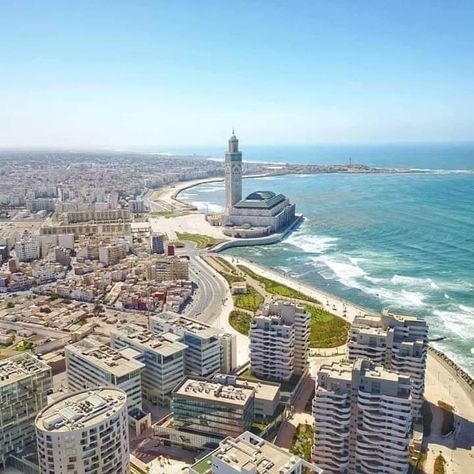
180,243,228,323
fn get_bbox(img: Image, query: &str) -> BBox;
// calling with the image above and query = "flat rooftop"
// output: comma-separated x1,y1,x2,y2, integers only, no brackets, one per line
36,387,127,432
191,432,322,474
0,353,50,388
151,312,222,337
175,378,254,407
112,324,187,357
66,338,144,377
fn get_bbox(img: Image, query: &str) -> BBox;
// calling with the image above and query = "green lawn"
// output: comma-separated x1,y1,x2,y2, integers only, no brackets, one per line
305,304,350,348
149,210,191,218
290,423,314,462
176,232,223,248
214,256,236,273
229,310,252,335
234,286,264,312
237,265,319,303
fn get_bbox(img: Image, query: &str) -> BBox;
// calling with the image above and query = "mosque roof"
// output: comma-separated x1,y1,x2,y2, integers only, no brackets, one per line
234,191,286,209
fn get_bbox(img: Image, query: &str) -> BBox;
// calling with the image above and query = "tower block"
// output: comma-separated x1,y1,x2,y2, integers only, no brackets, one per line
225,131,243,212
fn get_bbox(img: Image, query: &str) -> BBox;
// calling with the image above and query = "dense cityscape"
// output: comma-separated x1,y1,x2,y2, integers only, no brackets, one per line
0,134,471,474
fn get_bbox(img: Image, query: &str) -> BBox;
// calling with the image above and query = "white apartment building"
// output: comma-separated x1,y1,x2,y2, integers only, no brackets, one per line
189,431,323,474
313,359,413,474
15,237,40,262
0,354,52,470
347,310,428,417
111,324,187,406
98,241,129,266
128,199,145,214
35,387,129,474
149,311,237,376
249,301,310,382
65,337,145,411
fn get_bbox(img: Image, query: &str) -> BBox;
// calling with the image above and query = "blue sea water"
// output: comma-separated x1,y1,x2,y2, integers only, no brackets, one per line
180,144,474,375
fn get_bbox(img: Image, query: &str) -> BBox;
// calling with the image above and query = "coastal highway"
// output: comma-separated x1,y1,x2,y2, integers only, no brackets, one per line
180,243,228,323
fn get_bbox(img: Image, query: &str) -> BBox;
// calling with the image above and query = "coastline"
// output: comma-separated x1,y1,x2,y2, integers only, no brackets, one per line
155,175,474,390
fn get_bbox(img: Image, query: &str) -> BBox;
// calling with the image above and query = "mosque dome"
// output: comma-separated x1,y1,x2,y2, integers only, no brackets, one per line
245,191,276,201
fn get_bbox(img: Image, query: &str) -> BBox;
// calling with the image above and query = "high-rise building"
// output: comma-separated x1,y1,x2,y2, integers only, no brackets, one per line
249,301,310,382
149,311,237,376
347,310,428,417
189,431,323,474
128,199,145,214
150,232,165,254
15,236,40,262
0,353,52,470
111,324,186,406
35,387,129,474
312,359,413,474
65,337,145,411
225,130,243,211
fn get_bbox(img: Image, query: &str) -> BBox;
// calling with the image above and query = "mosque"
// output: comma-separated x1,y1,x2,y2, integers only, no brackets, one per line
221,132,297,238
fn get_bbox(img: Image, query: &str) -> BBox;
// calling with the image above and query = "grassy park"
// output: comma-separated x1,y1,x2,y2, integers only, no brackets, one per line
229,309,252,335
176,232,223,248
237,265,320,303
290,424,314,462
305,304,350,348
234,286,264,312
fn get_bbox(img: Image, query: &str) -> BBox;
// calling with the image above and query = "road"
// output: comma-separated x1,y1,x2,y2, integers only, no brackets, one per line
179,243,229,323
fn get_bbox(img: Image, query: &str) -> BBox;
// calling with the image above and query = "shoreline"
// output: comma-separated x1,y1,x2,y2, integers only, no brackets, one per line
161,175,474,388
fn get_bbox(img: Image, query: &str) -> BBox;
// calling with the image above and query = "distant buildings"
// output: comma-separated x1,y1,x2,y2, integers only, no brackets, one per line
0,353,52,470
65,338,145,411
35,387,129,474
312,359,413,474
249,301,310,382
150,232,165,254
347,310,428,417
189,431,323,474
111,324,187,406
149,311,237,376
15,235,40,262
128,199,145,214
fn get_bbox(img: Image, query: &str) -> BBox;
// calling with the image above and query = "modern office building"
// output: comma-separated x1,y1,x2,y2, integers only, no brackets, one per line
150,232,165,254
249,301,310,382
347,310,428,417
35,387,129,474
172,376,255,438
111,324,186,406
98,241,129,266
313,359,413,474
65,337,145,411
0,354,52,470
149,311,237,376
189,431,323,474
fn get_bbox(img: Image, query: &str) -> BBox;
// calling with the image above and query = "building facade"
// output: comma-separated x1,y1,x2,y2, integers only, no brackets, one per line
347,310,428,417
250,301,310,382
35,387,129,474
225,130,243,211
0,354,52,469
150,232,165,254
65,337,145,411
189,431,323,474
111,324,186,406
149,311,237,376
312,359,413,474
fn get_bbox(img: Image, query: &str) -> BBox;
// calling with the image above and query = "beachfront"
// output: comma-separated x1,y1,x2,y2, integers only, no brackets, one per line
153,175,474,472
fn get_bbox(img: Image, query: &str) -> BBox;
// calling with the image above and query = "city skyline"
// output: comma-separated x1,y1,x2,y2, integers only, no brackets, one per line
1,0,474,147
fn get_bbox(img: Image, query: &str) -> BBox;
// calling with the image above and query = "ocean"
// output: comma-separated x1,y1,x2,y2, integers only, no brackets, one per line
179,143,474,376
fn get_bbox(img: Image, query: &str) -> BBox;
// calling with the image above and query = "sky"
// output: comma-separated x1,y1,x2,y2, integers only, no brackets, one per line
0,0,473,148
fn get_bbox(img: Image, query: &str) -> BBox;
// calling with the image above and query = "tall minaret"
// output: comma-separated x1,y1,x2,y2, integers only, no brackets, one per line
225,130,242,211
